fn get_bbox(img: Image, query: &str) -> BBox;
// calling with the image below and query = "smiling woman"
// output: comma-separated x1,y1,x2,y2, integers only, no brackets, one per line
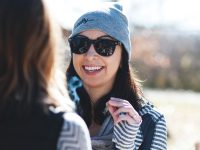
66,2,167,150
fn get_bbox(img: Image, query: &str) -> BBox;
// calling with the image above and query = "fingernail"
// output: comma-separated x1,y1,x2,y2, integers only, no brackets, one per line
110,97,116,101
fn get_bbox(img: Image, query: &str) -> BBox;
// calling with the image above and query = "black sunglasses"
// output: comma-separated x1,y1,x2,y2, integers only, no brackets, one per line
68,35,121,57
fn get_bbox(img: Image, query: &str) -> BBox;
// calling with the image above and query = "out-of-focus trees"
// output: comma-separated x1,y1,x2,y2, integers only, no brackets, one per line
132,27,200,92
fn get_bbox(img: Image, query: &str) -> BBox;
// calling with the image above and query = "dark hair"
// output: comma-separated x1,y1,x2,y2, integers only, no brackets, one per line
0,0,72,119
67,47,143,126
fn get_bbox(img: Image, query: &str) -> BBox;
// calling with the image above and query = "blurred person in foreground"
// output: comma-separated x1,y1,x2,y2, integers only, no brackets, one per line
0,0,92,149
66,2,167,150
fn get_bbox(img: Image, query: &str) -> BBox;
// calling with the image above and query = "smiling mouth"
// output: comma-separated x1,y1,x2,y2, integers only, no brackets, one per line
83,66,104,72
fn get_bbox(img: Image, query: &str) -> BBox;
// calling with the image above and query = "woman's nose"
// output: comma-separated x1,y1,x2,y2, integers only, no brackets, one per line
85,44,98,58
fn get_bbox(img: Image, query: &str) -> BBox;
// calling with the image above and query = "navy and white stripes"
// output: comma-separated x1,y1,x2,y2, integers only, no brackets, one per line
113,103,167,150
150,116,167,149
113,121,140,149
139,103,167,149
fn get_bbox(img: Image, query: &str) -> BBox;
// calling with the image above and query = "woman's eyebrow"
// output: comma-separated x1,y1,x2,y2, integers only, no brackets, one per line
97,35,115,40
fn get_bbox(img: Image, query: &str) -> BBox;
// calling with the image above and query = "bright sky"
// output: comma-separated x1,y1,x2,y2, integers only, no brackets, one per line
47,0,200,32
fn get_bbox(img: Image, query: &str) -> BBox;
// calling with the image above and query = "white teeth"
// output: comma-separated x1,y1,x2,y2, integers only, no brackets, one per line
84,66,102,71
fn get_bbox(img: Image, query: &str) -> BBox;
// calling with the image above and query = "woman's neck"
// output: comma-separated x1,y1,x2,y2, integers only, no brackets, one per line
84,83,113,104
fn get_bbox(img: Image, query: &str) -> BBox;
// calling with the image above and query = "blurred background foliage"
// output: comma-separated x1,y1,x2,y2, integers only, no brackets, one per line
131,27,200,92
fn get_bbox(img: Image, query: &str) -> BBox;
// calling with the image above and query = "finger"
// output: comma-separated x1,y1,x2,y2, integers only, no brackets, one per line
113,105,133,116
107,104,118,122
113,105,142,124
115,110,142,124
117,113,142,124
108,99,129,108
106,102,116,114
112,101,139,116
107,104,116,114
132,114,142,124
108,104,131,124
108,98,142,124
116,114,136,124
109,109,118,123
109,100,139,116
110,97,129,103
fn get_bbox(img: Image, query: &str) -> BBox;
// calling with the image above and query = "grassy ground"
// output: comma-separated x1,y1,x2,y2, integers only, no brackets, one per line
144,88,200,150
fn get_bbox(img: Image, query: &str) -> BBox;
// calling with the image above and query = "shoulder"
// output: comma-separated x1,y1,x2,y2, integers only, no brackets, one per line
138,102,167,137
57,112,92,150
137,102,167,149
138,102,167,135
62,112,89,134
139,102,165,123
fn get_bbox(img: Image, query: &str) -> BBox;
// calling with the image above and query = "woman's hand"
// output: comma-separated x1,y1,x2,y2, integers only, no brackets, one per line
107,97,142,124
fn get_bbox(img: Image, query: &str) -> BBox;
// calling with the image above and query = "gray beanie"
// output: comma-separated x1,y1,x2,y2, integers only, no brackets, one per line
70,3,132,60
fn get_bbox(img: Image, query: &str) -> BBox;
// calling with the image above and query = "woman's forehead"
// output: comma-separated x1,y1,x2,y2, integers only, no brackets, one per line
79,29,109,39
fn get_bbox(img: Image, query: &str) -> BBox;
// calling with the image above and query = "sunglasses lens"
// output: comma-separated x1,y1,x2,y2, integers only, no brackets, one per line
69,36,89,54
95,39,116,56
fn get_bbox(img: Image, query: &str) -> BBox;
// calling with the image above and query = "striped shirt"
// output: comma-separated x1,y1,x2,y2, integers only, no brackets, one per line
57,113,92,150
113,103,167,150
57,103,167,150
